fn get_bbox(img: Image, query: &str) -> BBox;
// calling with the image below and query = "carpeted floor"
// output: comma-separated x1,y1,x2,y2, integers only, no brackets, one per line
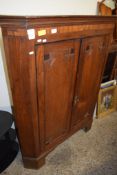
1,112,117,175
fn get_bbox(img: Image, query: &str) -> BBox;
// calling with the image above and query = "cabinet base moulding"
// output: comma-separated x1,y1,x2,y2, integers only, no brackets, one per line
23,156,45,169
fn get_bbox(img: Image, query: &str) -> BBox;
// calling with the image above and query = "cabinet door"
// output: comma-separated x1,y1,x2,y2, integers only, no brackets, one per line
36,40,80,150
71,35,109,128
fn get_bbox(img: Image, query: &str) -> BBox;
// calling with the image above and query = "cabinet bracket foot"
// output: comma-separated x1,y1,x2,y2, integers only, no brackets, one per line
23,155,45,169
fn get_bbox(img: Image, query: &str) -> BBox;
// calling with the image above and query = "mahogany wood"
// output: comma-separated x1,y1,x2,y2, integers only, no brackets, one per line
0,15,116,169
71,35,110,127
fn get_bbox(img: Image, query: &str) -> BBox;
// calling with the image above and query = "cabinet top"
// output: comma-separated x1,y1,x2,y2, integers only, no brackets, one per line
0,15,116,28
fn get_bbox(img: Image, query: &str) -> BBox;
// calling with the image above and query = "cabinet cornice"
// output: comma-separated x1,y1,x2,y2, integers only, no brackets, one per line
0,15,116,28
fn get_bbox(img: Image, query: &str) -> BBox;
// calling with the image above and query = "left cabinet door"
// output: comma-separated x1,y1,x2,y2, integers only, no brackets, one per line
36,40,80,151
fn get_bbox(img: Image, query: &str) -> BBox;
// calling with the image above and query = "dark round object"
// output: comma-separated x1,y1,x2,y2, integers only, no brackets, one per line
0,111,13,138
7,128,17,140
0,139,19,173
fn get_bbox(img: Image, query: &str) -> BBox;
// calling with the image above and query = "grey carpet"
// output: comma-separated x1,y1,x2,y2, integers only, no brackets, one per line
1,112,117,175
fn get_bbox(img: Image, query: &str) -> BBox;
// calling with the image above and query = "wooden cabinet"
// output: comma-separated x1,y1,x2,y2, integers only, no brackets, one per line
0,15,116,169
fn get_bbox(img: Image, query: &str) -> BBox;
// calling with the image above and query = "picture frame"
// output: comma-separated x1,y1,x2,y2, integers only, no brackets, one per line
97,85,117,118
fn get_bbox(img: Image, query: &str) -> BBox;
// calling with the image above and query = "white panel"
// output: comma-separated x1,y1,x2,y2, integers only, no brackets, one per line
0,49,11,113
0,0,97,15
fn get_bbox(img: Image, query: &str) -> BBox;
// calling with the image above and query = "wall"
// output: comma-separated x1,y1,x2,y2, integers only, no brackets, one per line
0,0,98,16
0,0,98,112
0,33,12,113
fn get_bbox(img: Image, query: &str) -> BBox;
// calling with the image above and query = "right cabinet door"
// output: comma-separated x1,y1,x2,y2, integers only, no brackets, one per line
71,35,110,128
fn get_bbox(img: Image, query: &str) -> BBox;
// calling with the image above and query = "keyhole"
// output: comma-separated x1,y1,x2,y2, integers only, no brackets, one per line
44,54,50,61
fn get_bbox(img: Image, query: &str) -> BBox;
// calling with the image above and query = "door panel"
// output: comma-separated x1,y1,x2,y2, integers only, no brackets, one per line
36,40,80,150
71,35,109,127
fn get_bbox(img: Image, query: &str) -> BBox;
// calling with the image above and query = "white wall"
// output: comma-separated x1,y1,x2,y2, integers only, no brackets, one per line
0,0,98,112
0,0,98,16
0,31,12,113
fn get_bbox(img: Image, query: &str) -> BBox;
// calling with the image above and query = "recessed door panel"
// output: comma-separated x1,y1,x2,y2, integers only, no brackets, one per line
36,40,80,150
71,35,109,127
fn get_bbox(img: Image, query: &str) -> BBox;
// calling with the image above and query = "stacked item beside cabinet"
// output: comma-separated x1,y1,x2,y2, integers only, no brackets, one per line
97,80,117,118
97,24,117,118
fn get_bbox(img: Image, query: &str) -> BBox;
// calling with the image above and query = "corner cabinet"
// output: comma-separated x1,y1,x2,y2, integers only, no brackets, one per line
0,15,116,169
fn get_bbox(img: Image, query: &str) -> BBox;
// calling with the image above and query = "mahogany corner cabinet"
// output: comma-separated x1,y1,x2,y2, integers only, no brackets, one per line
0,15,116,169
